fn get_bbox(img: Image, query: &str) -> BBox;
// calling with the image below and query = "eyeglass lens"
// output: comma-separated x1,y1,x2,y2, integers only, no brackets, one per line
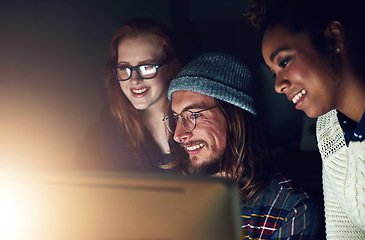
116,65,157,80
165,111,196,133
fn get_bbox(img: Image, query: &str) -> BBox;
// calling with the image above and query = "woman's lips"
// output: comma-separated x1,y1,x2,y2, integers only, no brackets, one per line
291,89,307,110
130,87,150,98
292,89,307,104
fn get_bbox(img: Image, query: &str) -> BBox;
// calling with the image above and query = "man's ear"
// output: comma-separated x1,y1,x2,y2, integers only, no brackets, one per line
325,20,345,52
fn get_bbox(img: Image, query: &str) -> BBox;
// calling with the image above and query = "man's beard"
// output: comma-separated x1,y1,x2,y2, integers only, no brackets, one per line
186,143,224,176
187,157,221,175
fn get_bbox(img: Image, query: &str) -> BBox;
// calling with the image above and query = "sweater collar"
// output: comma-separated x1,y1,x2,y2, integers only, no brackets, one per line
337,110,365,146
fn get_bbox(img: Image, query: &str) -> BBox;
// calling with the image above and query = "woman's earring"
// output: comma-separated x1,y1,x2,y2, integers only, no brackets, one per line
336,47,341,53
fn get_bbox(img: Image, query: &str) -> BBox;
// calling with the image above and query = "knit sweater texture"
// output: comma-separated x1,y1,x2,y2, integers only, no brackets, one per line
316,109,365,239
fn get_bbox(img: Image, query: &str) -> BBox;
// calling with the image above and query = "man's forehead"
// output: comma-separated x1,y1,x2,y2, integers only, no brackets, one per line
171,91,215,112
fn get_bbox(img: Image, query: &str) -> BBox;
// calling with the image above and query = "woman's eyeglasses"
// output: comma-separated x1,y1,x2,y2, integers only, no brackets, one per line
111,64,164,81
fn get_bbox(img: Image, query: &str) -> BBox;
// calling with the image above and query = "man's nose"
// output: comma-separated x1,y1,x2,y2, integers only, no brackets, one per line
173,118,193,143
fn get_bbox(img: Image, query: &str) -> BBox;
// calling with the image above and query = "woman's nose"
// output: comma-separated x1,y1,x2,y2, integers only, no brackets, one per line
274,73,290,94
129,70,143,84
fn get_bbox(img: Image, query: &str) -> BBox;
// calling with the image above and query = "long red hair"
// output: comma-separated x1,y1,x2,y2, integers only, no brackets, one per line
105,16,181,159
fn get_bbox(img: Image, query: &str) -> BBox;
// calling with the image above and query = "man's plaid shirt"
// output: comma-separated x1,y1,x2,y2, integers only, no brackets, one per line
241,172,321,239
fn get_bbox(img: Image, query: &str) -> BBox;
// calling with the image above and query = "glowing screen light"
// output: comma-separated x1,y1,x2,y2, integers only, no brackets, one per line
0,175,37,240
0,172,62,240
0,171,242,240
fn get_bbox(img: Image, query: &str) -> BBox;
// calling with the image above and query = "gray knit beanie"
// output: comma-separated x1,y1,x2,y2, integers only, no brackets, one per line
168,52,256,115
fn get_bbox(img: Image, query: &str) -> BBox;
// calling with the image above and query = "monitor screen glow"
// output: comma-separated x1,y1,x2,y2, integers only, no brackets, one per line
0,171,241,240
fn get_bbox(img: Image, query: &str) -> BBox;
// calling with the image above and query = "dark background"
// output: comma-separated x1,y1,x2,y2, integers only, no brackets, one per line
0,0,323,235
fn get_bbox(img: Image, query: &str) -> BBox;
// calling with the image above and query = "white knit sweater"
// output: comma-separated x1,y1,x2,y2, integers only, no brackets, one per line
317,109,365,239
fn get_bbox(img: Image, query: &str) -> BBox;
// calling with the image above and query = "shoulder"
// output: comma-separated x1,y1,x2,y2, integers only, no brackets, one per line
316,110,346,160
74,113,165,172
271,173,322,235
316,109,339,139
265,172,312,210
248,172,317,222
242,172,322,238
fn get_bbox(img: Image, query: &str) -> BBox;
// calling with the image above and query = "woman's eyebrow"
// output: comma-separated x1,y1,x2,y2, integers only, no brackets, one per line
117,59,160,65
270,47,290,62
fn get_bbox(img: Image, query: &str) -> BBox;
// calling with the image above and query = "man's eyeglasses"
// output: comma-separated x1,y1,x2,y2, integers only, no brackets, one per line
162,106,218,134
111,64,164,81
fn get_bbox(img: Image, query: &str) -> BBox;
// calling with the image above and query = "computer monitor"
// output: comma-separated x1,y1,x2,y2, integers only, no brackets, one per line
0,171,241,240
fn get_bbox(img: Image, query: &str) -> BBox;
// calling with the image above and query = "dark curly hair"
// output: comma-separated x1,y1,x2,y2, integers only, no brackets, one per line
244,0,365,80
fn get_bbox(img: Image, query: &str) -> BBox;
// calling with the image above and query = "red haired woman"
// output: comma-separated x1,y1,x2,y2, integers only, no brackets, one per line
76,17,181,172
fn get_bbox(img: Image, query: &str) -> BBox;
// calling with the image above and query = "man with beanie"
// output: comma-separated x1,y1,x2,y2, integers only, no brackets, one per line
163,52,321,239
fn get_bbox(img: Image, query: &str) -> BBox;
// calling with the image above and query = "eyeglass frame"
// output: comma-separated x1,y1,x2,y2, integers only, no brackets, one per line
111,63,165,81
162,106,218,134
